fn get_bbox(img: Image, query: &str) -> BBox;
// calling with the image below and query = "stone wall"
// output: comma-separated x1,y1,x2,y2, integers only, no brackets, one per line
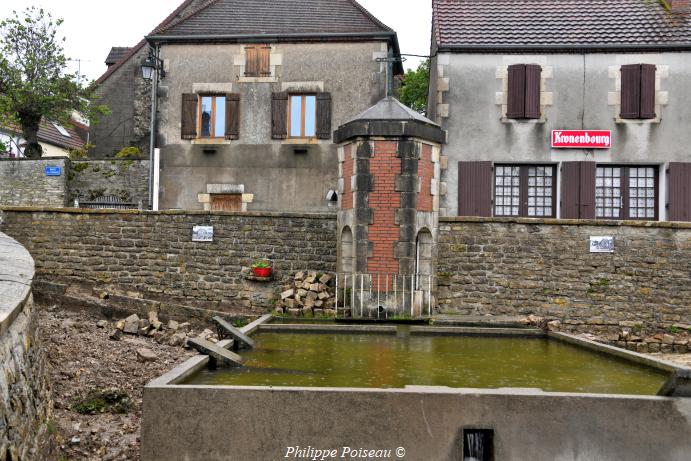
0,209,337,316
0,232,51,461
437,217,691,337
0,158,68,207
68,159,150,206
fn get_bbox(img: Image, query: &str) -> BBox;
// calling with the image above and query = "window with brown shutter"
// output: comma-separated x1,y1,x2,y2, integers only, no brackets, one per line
560,161,596,219
225,93,240,140
494,164,556,218
506,64,542,119
245,45,271,77
181,94,198,139
668,163,691,222
620,64,656,119
271,92,288,139
595,165,658,220
316,92,332,140
458,161,493,217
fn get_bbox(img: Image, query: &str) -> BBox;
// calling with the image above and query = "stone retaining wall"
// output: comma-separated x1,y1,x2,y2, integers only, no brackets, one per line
68,159,150,206
0,158,69,207
438,217,691,340
0,232,51,461
0,208,337,315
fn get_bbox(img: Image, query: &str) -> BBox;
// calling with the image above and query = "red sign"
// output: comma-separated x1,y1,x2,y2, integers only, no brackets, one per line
551,130,612,149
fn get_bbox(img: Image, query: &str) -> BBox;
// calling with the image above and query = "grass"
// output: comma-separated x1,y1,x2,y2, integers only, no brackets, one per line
71,389,131,415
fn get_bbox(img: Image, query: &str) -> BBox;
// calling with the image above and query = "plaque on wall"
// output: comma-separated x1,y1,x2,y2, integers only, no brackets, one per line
192,226,214,242
589,236,614,253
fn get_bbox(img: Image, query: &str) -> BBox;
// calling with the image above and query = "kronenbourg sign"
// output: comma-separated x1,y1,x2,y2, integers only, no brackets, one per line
551,130,612,149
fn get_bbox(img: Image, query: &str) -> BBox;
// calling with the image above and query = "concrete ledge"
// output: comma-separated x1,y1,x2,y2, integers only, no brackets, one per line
258,324,398,334
0,206,337,220
440,215,691,229
410,326,545,336
0,232,35,336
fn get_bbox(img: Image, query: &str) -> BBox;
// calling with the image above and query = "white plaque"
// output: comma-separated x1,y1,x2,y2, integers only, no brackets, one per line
192,226,214,242
589,236,614,253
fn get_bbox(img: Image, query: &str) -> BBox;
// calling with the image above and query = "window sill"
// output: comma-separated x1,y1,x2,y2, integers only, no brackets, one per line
191,139,233,145
282,138,320,145
238,76,277,83
500,117,546,124
614,117,661,124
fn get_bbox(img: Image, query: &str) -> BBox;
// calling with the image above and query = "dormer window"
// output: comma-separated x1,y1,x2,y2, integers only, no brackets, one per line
244,45,271,77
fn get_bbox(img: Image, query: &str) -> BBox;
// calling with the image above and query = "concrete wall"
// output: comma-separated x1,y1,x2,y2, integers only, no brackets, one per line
91,47,152,158
433,52,691,217
437,217,691,341
157,41,390,212
0,208,336,314
0,158,69,207
141,384,691,461
0,233,51,461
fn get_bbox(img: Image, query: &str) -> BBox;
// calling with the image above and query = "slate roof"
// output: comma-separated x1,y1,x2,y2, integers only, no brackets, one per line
433,0,691,51
151,0,394,37
105,47,131,66
347,97,439,127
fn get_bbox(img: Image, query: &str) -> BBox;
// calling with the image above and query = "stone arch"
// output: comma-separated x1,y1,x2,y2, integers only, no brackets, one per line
415,228,434,278
339,226,354,274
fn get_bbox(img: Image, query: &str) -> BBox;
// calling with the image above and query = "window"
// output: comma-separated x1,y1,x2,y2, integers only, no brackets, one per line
620,64,656,119
244,45,271,77
596,166,657,220
494,165,555,217
288,95,317,138
506,64,542,119
199,95,226,138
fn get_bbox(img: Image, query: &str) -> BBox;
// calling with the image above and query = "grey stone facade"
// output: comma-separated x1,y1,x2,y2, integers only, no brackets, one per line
0,159,69,207
0,209,336,314
68,159,150,205
437,217,691,343
0,233,51,461
155,41,392,212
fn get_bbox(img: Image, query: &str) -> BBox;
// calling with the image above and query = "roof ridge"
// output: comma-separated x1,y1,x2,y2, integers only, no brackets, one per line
349,0,393,32
95,0,197,84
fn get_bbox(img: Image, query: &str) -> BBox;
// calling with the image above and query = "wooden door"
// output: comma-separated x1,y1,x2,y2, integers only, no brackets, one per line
211,194,242,212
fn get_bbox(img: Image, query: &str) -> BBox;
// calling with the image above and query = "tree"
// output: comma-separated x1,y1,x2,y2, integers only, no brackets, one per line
0,7,107,158
399,60,429,115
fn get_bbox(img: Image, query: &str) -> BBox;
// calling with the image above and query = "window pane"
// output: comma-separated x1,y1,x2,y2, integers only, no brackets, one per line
215,97,225,138
304,96,316,137
290,96,302,137
201,96,213,137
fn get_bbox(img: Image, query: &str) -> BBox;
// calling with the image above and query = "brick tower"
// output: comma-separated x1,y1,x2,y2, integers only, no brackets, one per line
333,97,446,316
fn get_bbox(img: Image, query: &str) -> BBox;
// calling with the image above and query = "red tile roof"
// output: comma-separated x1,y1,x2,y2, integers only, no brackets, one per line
433,0,691,51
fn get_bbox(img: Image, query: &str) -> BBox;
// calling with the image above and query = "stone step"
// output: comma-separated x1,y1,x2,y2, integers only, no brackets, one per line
187,337,245,367
212,316,256,349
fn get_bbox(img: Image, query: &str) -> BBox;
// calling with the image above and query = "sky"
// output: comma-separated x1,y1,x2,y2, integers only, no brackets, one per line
0,0,432,83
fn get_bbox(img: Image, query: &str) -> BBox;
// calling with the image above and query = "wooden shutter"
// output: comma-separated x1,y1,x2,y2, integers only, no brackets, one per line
506,64,526,119
245,46,258,77
669,162,691,222
560,161,596,219
181,93,198,139
259,46,271,76
458,161,492,217
620,64,641,119
316,92,332,140
225,93,240,140
524,64,542,119
640,64,657,119
271,92,288,139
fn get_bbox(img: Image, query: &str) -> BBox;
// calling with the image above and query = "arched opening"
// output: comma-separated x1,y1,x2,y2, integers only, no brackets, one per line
339,226,354,274
415,228,434,287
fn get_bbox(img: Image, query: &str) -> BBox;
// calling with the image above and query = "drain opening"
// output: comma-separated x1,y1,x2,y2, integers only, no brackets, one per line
463,428,494,461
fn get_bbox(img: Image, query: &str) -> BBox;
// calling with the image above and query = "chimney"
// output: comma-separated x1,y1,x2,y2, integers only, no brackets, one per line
669,0,689,12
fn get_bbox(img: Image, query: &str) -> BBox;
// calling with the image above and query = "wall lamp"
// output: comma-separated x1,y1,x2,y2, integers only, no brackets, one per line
141,52,166,81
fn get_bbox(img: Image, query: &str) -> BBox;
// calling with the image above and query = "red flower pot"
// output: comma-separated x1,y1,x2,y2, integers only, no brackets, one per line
252,267,272,278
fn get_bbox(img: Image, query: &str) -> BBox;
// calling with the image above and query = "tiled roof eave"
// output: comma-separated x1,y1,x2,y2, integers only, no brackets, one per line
147,30,397,42
436,42,691,53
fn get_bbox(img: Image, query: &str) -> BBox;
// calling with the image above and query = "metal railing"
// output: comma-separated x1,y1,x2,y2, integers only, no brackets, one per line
334,272,436,319
76,195,142,210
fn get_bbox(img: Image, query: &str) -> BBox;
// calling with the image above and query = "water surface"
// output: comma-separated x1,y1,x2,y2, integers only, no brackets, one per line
184,331,667,395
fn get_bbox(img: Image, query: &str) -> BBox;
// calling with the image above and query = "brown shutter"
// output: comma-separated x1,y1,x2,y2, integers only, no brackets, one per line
669,162,691,222
181,93,198,140
271,92,288,139
620,64,641,119
225,93,240,140
245,46,258,77
640,64,657,119
259,46,271,76
560,161,596,219
506,64,526,119
524,64,542,119
316,92,332,140
458,161,492,217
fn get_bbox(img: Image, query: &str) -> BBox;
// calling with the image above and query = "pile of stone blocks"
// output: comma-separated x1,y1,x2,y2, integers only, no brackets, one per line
277,271,336,317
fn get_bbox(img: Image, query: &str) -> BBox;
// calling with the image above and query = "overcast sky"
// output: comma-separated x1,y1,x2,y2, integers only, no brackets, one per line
1,0,432,83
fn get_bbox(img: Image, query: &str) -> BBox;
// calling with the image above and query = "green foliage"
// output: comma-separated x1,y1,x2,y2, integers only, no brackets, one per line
669,325,681,335
0,139,6,154
115,146,142,159
232,316,249,328
72,162,88,173
0,7,108,158
251,259,271,269
71,389,131,415
68,142,95,160
399,60,429,115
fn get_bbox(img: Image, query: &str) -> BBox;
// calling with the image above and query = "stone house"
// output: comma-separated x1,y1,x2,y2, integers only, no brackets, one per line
429,0,691,222
141,0,402,212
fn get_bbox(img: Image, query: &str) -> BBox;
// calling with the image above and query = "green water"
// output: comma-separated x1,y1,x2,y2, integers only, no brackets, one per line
183,332,668,395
